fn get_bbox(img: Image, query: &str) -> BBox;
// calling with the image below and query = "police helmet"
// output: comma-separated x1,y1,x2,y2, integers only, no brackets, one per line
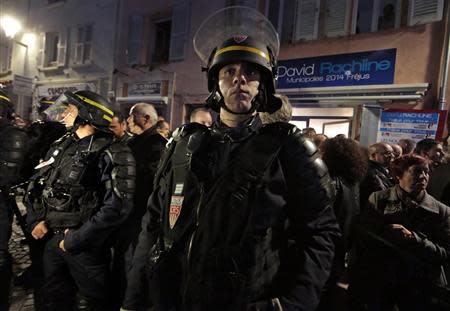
0,90,14,119
193,6,281,114
48,90,113,131
37,96,58,115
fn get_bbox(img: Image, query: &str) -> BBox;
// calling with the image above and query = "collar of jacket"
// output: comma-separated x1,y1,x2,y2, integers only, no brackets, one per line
369,159,390,174
214,114,262,142
141,124,159,137
387,185,440,214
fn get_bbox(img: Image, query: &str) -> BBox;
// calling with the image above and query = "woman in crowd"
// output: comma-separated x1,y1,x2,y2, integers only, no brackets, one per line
317,136,368,311
348,154,450,311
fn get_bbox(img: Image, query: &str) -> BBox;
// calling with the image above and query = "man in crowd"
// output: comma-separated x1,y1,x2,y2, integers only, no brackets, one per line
26,90,135,311
155,119,171,139
398,138,415,155
109,111,133,143
118,103,167,306
122,7,338,311
390,143,403,159
360,142,395,205
415,138,444,169
190,107,213,126
0,91,28,310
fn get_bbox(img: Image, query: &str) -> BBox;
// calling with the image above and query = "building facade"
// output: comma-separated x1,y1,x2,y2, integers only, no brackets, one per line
1,0,449,145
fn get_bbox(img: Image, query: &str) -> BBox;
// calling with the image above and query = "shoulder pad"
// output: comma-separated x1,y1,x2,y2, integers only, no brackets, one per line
106,142,136,199
260,121,297,137
90,134,113,153
172,123,209,142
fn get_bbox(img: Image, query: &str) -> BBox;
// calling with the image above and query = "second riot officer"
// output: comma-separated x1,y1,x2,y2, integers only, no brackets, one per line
26,90,136,311
0,90,28,310
122,7,339,311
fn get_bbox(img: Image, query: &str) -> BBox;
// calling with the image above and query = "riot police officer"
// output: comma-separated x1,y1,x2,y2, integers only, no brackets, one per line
26,90,135,311
0,90,28,310
122,7,339,311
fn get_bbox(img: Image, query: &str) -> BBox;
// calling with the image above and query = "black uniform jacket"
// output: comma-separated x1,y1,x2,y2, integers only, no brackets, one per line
26,132,134,253
123,117,339,311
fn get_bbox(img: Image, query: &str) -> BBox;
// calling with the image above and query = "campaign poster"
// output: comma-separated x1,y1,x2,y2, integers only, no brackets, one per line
377,109,447,144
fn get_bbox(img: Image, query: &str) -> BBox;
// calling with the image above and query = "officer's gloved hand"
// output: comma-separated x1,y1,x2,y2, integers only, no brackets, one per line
247,298,283,311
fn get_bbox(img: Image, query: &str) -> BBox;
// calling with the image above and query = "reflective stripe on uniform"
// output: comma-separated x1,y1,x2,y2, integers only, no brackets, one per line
103,115,112,122
214,45,270,61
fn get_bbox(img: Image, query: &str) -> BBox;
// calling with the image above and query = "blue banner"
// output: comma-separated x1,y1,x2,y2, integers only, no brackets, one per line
377,111,441,143
277,49,396,89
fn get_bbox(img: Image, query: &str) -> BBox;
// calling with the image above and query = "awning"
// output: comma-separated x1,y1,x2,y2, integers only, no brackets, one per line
115,95,169,104
277,83,430,104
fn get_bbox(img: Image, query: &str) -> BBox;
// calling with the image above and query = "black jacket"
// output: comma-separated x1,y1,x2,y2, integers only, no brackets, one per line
123,118,339,311
0,119,28,187
349,185,450,306
359,160,394,207
427,163,450,206
126,126,167,244
26,132,135,253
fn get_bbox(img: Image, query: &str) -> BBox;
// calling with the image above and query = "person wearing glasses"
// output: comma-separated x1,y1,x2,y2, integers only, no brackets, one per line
360,142,395,206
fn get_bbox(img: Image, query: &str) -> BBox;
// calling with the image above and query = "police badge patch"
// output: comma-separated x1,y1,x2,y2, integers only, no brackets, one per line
169,183,184,229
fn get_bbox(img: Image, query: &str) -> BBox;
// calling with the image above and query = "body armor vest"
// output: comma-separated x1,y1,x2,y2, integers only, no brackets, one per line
0,121,28,187
36,133,112,228
150,122,295,310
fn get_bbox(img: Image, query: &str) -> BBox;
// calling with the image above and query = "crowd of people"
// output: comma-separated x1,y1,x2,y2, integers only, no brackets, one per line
0,5,449,311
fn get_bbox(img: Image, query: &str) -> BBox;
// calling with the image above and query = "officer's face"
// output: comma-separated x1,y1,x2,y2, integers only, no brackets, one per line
60,104,78,128
218,62,261,114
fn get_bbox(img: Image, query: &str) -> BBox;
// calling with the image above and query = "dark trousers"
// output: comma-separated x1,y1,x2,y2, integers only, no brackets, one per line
42,233,111,311
0,193,13,310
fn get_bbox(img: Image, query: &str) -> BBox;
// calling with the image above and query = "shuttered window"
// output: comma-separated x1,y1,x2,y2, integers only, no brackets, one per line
57,28,69,66
74,25,92,65
408,0,443,26
324,0,351,37
128,14,144,65
169,0,190,61
293,0,320,41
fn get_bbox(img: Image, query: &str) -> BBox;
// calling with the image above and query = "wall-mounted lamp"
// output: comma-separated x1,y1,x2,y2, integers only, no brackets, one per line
1,16,28,48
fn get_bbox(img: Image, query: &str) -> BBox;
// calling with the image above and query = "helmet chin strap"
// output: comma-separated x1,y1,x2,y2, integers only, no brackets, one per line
218,85,261,115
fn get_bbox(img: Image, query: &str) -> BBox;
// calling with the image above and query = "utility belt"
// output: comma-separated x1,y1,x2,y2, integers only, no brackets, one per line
42,185,92,229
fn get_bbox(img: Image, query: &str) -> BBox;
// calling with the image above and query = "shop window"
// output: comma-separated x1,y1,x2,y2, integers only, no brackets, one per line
37,30,68,69
408,0,444,26
74,25,92,65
